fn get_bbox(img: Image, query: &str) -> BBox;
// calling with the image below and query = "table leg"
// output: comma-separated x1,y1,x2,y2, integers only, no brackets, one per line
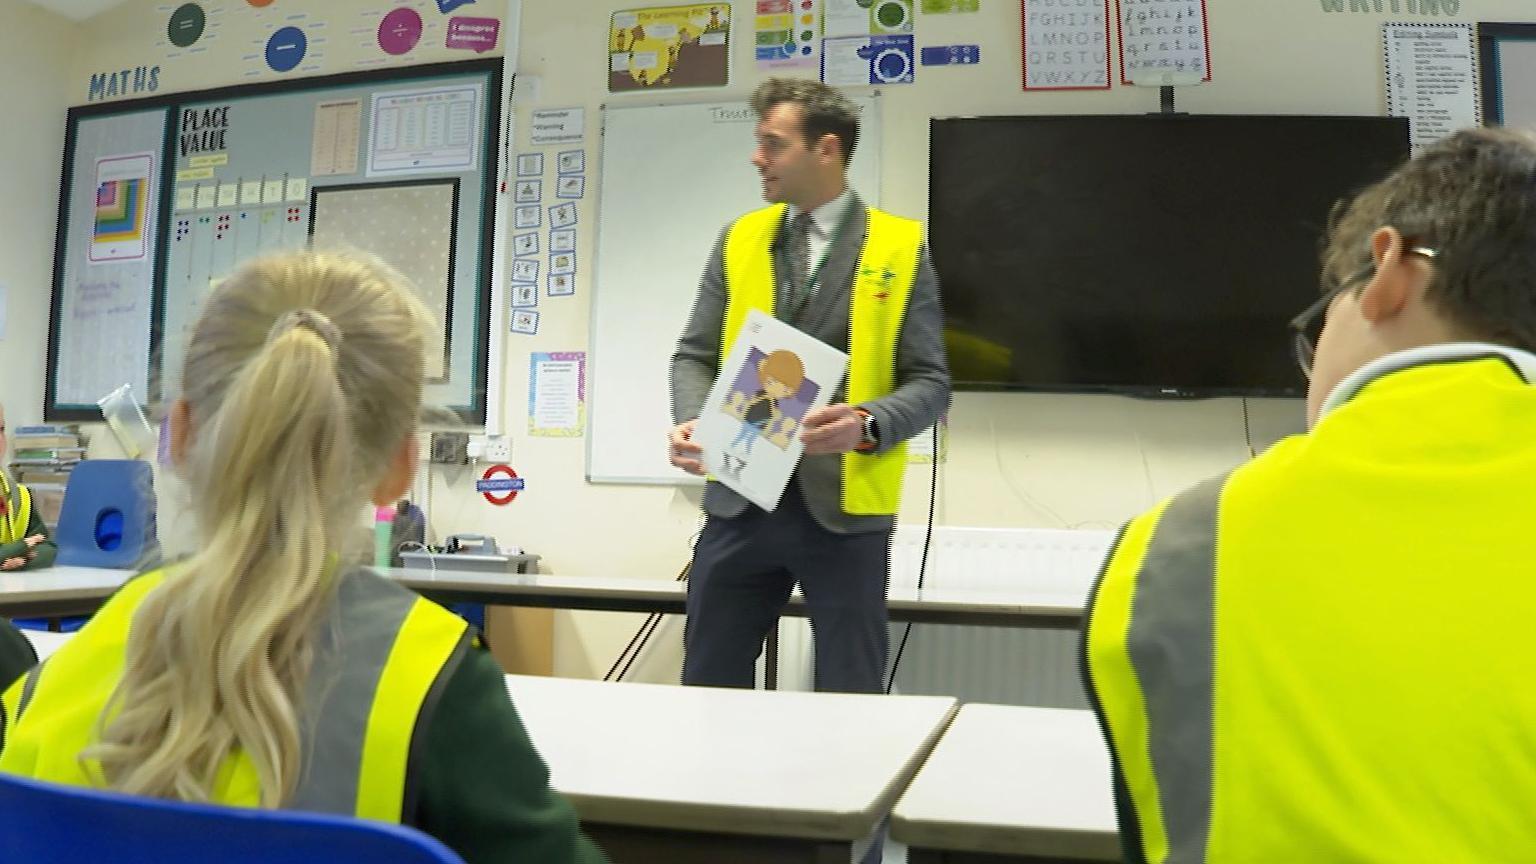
765,625,779,690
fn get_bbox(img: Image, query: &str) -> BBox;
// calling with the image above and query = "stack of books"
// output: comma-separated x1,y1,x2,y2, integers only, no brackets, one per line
9,424,86,529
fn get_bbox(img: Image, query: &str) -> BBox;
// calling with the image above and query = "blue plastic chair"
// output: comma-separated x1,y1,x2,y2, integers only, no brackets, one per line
8,616,87,633
54,460,160,569
0,773,465,863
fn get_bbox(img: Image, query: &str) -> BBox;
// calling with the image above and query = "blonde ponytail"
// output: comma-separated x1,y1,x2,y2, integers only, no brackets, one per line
84,252,428,806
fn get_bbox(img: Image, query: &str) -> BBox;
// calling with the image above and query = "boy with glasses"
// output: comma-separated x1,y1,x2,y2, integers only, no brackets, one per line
1084,127,1536,861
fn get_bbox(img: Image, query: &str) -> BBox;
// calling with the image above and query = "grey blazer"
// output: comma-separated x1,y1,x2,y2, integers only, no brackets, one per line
669,193,951,534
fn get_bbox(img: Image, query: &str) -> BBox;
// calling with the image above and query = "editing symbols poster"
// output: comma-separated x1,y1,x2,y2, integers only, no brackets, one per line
1383,22,1479,153
692,310,847,511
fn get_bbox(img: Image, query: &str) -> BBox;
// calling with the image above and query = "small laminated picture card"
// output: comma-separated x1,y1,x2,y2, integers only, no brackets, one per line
549,202,578,229
511,309,540,334
516,152,544,176
512,258,539,282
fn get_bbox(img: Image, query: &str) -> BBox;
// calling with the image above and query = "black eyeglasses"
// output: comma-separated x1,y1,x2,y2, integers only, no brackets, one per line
1290,246,1438,379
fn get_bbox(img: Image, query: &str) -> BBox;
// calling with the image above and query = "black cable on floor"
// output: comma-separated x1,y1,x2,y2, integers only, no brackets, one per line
885,423,940,694
605,560,689,682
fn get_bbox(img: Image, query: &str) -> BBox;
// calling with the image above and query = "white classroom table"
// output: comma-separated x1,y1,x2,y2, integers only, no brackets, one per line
506,673,959,863
0,563,1087,632
20,629,73,663
393,567,1087,629
396,567,1086,689
0,566,134,620
891,704,1119,863
10,631,965,862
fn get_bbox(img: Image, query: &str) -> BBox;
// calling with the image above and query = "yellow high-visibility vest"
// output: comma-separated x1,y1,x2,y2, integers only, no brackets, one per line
1,566,468,823
0,472,32,545
721,203,920,514
1085,356,1536,862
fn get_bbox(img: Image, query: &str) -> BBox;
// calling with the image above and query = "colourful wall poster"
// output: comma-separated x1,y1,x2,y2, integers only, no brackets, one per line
610,5,730,91
825,0,911,37
921,0,979,11
379,7,425,56
266,25,308,73
756,0,819,70
91,152,155,264
529,351,587,437
446,16,500,52
168,3,206,49
823,33,914,85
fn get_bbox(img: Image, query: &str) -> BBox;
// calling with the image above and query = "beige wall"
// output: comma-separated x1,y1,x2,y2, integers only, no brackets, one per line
42,0,1536,682
0,1,76,429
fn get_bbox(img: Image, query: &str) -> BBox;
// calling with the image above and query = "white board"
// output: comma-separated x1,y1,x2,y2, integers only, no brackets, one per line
588,95,881,484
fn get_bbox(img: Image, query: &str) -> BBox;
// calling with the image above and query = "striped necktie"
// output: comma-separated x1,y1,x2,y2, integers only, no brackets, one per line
783,211,813,312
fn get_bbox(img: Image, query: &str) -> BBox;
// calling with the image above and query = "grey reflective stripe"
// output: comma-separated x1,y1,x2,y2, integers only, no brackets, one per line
289,568,420,815
16,665,42,719
5,481,23,537
1126,472,1228,863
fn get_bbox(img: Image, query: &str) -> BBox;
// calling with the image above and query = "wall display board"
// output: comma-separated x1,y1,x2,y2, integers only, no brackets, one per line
48,59,501,423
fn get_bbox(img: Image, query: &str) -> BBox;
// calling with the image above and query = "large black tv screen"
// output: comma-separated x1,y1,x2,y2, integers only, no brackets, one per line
929,114,1411,397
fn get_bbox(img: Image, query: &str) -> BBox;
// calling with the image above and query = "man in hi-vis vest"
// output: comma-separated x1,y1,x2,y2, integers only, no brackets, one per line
668,78,949,696
1084,127,1536,862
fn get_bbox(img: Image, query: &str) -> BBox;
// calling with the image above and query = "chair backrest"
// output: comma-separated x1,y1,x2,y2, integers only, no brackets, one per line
0,773,465,863
54,460,159,569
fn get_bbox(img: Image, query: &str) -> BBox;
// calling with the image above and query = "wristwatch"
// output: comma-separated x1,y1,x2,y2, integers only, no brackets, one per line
856,408,878,451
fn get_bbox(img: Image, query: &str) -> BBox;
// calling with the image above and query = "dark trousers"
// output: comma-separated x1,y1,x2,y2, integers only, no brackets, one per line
682,485,892,693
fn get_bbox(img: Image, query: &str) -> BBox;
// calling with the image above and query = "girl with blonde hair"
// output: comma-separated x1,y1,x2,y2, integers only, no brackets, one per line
0,251,607,864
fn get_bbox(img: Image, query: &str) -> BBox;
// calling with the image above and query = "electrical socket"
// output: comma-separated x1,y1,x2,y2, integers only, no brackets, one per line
484,435,512,463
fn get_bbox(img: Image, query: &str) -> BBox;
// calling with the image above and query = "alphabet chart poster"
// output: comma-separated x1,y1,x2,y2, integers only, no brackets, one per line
1115,0,1210,85
1021,0,1112,91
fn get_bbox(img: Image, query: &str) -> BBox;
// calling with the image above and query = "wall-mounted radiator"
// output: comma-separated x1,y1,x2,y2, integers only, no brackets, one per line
885,526,1115,708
